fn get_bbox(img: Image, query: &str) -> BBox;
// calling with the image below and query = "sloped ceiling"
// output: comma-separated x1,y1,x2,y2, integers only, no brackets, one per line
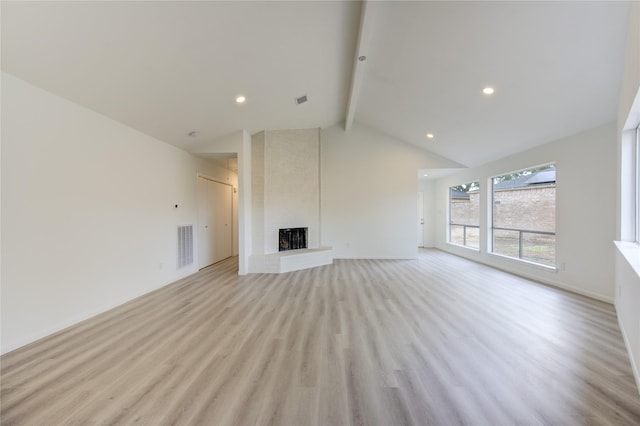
1,1,361,150
353,1,630,167
1,1,631,169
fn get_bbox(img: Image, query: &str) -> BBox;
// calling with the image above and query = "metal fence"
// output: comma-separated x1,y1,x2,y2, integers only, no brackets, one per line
492,227,555,267
449,224,555,267
449,223,480,249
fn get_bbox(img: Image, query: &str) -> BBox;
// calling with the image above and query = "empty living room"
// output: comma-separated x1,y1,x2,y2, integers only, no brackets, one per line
2,1,640,425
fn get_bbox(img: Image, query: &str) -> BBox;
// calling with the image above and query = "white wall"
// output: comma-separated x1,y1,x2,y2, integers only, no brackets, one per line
434,122,617,302
615,1,640,394
321,122,459,258
1,72,235,354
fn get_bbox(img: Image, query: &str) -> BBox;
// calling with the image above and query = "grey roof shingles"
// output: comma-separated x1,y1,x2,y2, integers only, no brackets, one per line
493,169,556,190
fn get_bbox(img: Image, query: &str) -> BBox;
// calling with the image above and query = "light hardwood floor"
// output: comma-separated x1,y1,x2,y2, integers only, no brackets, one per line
2,249,640,425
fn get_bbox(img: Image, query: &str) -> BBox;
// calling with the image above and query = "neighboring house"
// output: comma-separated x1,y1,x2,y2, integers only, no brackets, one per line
450,189,477,227
450,169,556,231
493,170,556,232
450,169,556,264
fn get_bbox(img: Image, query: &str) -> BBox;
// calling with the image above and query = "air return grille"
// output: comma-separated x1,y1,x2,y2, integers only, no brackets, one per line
177,225,194,268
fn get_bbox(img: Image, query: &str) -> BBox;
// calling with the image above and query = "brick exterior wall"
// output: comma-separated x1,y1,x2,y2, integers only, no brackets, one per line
450,185,556,232
493,186,555,232
450,191,480,226
449,184,555,265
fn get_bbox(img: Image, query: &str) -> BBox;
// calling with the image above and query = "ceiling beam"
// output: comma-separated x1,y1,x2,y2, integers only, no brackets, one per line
344,0,377,131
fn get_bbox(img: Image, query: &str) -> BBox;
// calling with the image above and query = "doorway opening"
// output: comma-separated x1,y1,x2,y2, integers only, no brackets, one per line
197,175,235,269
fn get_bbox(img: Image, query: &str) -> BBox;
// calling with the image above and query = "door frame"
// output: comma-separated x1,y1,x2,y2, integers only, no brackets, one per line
418,191,425,248
196,173,235,268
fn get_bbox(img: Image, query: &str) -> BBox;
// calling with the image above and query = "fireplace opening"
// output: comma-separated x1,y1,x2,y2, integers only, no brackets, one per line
279,227,308,252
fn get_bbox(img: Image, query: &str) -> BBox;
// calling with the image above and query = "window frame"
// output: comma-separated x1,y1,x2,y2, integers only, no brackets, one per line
448,180,480,250
636,124,640,243
489,163,557,268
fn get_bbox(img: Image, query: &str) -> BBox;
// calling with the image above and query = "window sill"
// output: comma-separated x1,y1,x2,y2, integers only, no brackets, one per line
446,242,480,252
488,252,557,272
615,241,640,278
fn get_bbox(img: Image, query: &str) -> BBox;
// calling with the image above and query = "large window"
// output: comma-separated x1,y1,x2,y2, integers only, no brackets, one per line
449,181,480,249
636,124,640,243
491,164,556,267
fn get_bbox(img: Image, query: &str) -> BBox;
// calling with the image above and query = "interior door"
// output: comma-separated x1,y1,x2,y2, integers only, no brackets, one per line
198,177,233,268
418,191,424,247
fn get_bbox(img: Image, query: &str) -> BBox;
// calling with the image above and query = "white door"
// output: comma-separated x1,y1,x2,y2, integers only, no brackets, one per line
417,191,424,247
198,177,233,268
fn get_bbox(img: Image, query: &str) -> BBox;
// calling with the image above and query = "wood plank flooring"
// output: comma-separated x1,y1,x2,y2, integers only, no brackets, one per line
2,249,640,425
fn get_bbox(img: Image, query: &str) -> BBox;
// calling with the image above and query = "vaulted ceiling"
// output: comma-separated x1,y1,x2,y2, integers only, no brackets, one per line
1,1,631,169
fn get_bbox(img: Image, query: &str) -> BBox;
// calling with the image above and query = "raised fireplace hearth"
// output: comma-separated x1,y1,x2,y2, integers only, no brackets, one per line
279,227,308,252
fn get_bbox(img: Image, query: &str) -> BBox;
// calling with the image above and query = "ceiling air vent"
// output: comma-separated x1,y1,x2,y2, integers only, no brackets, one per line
294,94,308,105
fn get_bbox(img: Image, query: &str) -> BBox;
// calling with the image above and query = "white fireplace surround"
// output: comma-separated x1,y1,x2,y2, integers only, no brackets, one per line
250,247,333,274
249,129,333,273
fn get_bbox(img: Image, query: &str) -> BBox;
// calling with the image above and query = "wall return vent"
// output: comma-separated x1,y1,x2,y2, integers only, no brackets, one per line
177,225,194,268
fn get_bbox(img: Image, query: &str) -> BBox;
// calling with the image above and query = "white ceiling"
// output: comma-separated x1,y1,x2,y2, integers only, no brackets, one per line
356,1,630,168
1,1,361,149
1,1,631,169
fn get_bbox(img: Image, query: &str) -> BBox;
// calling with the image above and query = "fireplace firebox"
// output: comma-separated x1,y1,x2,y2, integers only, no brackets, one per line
279,227,308,252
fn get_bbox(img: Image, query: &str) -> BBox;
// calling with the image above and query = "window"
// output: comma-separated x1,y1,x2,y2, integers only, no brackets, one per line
636,124,640,243
449,181,480,249
491,164,556,267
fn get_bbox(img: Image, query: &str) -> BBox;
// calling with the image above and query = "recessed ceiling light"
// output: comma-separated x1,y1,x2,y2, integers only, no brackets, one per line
426,133,434,139
482,87,495,95
423,174,429,177
236,95,246,103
